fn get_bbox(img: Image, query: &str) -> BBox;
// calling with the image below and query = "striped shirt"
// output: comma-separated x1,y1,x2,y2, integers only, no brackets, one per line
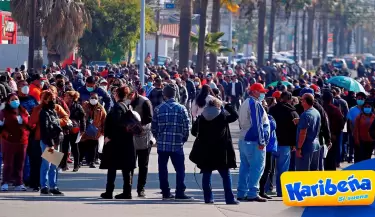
152,98,190,152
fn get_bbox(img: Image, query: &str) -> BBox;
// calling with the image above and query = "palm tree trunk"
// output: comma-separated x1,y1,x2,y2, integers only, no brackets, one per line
196,0,208,73
301,9,306,65
209,0,221,73
178,0,192,71
257,0,266,67
322,12,328,61
307,6,315,69
347,29,352,54
293,10,299,61
34,0,43,72
317,20,321,59
268,0,277,61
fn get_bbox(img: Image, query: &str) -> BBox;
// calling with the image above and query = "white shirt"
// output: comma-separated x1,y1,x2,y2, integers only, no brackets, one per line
192,95,216,120
231,81,237,96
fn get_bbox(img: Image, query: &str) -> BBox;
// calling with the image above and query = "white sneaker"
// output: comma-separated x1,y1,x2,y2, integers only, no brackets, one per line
1,183,8,191
14,185,27,191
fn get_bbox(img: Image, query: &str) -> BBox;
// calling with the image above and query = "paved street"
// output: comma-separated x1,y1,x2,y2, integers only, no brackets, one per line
0,123,349,217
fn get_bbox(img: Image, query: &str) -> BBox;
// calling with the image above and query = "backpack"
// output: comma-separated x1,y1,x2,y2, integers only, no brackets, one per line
117,102,144,135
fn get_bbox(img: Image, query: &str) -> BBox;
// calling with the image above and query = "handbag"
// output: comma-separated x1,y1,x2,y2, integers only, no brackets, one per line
118,102,144,135
85,122,99,137
189,117,202,165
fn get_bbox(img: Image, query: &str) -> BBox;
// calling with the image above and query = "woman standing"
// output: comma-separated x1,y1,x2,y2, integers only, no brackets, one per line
39,91,70,195
190,99,239,204
80,93,106,168
61,91,86,172
100,86,137,199
191,85,215,121
0,94,29,191
353,100,375,162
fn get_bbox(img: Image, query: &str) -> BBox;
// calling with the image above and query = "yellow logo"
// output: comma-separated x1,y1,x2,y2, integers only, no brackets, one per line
281,170,375,206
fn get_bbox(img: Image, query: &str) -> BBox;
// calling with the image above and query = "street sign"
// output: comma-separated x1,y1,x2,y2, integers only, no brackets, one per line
164,3,175,9
0,0,11,12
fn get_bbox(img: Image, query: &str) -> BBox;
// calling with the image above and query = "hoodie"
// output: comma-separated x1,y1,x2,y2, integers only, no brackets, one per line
269,102,299,146
201,106,221,121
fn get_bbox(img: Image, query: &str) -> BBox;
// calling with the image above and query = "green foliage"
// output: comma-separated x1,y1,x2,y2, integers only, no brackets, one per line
191,31,233,54
79,0,156,63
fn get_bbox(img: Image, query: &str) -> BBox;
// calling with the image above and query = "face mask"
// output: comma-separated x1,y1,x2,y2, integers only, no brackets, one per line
90,99,98,105
357,99,365,106
86,86,94,92
0,102,5,110
258,93,266,102
40,81,45,88
56,81,64,88
147,82,153,87
100,86,107,91
194,82,199,86
125,99,131,105
364,107,372,114
48,100,55,109
10,100,20,109
21,86,30,95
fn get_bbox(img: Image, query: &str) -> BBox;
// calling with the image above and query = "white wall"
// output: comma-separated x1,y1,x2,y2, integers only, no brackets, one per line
0,44,48,70
144,36,175,58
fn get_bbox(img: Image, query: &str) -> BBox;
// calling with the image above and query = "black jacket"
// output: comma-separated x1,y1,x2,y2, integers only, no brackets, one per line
226,82,243,98
190,104,238,171
269,102,299,146
185,79,196,101
100,102,136,171
39,107,62,147
69,101,86,132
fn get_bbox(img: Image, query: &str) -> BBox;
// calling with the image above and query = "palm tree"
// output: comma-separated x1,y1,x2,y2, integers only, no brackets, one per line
11,0,91,66
191,32,233,55
178,0,193,70
268,0,277,61
196,0,209,73
306,2,316,69
258,0,267,67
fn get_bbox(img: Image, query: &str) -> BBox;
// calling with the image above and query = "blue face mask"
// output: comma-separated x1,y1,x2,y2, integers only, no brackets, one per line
10,100,20,109
259,93,266,101
86,87,94,92
364,107,372,114
147,82,153,87
357,99,365,106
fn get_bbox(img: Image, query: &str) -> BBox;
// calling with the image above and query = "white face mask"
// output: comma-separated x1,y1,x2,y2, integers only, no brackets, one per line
89,99,98,105
125,99,131,105
0,102,5,110
100,85,107,91
21,86,30,95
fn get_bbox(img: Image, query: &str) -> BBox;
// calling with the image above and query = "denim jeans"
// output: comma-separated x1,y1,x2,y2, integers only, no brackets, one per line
237,140,266,199
202,169,235,203
295,150,319,171
274,146,291,197
40,141,58,189
289,151,296,171
158,150,186,197
318,145,324,171
23,155,30,183
348,134,355,162
0,151,2,179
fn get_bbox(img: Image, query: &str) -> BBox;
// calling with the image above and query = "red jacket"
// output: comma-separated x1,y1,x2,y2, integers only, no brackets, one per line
0,107,29,145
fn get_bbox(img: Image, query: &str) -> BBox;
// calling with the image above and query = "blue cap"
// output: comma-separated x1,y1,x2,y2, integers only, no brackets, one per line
299,87,314,97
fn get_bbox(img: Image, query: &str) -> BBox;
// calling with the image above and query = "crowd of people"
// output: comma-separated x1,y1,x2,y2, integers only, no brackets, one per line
0,62,374,204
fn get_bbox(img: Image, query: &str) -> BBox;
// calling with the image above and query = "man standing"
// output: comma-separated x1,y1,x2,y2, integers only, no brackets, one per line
29,74,46,103
237,83,270,202
268,91,299,197
295,93,321,171
182,69,196,119
78,76,112,112
129,90,154,198
152,84,192,200
148,78,164,109
176,78,188,106
227,74,243,111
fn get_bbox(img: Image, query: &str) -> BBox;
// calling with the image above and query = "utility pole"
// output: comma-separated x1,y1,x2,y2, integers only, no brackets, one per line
139,0,146,85
154,0,160,66
293,10,298,62
34,0,43,73
28,0,36,70
228,12,233,65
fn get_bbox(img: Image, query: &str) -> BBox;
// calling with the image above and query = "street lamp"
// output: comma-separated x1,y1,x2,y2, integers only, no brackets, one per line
139,0,146,85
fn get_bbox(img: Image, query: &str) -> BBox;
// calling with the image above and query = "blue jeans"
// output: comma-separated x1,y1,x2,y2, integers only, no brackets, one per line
336,132,343,165
40,141,58,189
0,151,2,179
319,145,324,171
289,151,296,171
274,146,291,197
23,155,30,183
295,150,319,171
348,134,355,162
237,140,266,199
202,169,235,203
158,150,186,197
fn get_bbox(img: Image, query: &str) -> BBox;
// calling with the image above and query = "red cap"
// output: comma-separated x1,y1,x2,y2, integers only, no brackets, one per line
249,83,268,93
6,68,11,72
217,72,223,76
310,84,320,93
174,73,180,78
272,91,282,99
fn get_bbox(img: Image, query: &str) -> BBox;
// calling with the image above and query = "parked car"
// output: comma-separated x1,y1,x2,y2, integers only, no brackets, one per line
151,55,172,66
88,61,108,71
363,55,375,68
343,55,358,69
331,58,347,69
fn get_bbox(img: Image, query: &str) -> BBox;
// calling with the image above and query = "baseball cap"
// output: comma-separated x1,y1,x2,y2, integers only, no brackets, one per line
249,83,268,93
272,91,282,99
299,87,315,97
310,84,321,93
217,72,223,76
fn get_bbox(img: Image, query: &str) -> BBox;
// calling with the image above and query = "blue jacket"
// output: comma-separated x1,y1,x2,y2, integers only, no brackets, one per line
78,86,112,112
73,78,85,90
244,97,269,145
266,115,278,153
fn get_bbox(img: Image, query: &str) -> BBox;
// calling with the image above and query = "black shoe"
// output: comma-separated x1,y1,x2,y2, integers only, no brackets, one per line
33,187,40,192
73,167,79,172
137,191,146,198
89,163,96,168
226,200,240,205
260,194,272,199
62,167,69,171
115,193,132,200
247,196,267,202
237,197,248,201
50,188,65,196
40,188,52,196
162,193,175,200
100,192,113,199
175,194,194,201
205,200,214,204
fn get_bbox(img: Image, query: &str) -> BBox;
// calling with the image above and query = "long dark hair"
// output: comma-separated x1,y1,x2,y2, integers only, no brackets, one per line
196,84,213,108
